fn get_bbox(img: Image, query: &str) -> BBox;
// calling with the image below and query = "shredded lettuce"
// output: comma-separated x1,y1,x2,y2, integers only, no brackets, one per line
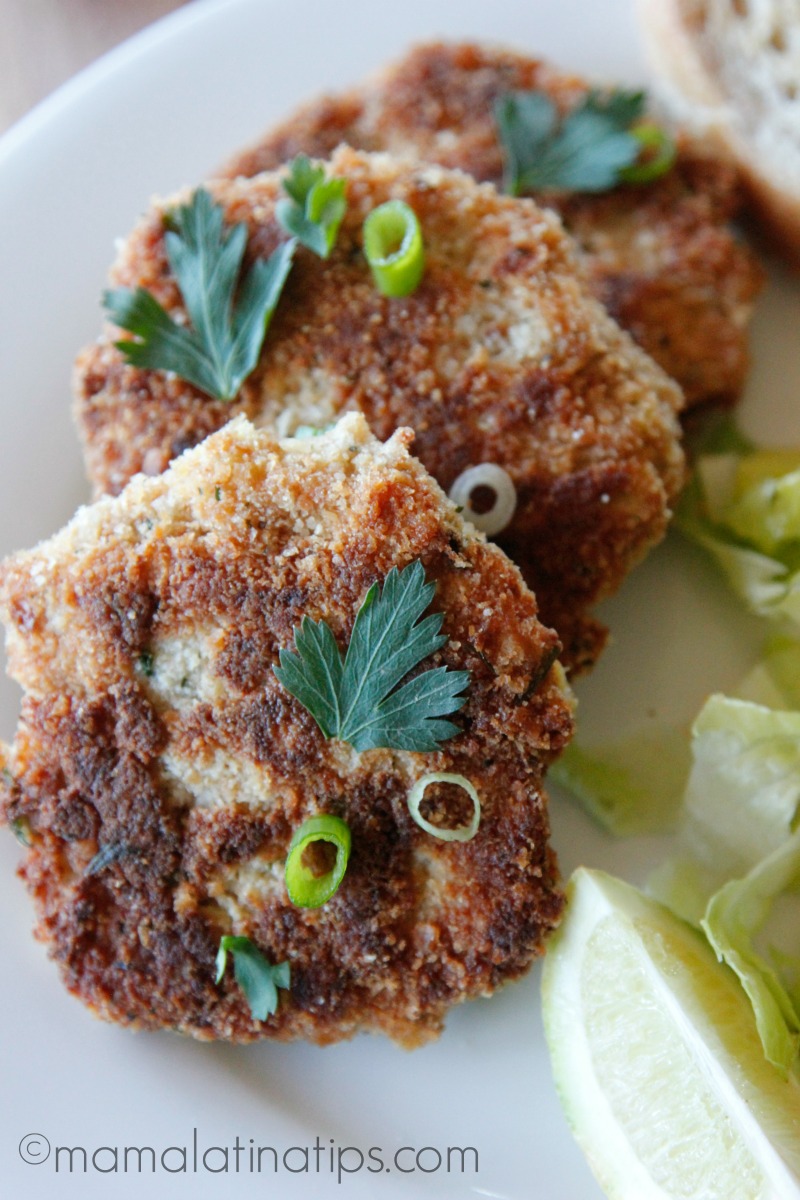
650,696,800,919
648,694,800,1071
734,449,800,496
551,726,689,836
677,447,800,625
676,470,797,619
725,467,800,557
736,634,800,711
702,832,800,1076
571,429,800,1072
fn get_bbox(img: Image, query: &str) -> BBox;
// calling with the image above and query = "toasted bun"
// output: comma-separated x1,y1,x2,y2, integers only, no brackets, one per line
636,0,800,263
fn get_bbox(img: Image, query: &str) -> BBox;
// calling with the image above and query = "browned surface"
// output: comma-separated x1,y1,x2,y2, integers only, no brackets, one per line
74,147,686,672
222,41,763,410
0,415,573,1044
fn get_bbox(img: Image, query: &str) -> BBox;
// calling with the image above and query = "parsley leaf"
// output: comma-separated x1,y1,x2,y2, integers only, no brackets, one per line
85,841,129,876
276,155,347,258
274,559,469,753
494,88,649,195
215,936,290,1021
104,188,295,401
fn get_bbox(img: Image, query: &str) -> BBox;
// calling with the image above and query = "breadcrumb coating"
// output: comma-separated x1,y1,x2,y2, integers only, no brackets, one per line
74,146,686,670
222,40,763,411
0,414,573,1045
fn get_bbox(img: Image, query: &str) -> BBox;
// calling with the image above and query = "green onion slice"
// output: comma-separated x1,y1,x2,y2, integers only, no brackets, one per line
448,463,517,536
285,814,351,908
363,199,425,297
407,773,481,842
619,123,676,184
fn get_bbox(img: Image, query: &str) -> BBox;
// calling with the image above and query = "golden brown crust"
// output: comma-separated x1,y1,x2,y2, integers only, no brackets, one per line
0,415,573,1045
221,40,763,409
74,147,686,673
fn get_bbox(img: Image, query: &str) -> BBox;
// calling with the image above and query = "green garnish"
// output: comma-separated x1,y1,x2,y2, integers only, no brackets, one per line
363,199,425,297
104,188,295,402
285,815,351,908
619,122,677,184
137,650,155,677
293,423,332,438
215,936,290,1021
494,89,674,196
276,155,347,259
85,842,128,876
10,817,32,848
407,773,481,842
274,558,469,752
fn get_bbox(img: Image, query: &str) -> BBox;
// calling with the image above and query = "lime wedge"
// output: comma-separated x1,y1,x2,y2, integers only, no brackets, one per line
542,869,800,1199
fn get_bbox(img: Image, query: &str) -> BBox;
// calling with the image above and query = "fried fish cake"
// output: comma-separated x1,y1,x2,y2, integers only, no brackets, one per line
0,414,573,1045
74,146,686,671
222,41,763,411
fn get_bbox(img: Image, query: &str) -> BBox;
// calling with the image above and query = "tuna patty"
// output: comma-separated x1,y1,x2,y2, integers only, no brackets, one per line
222,40,763,411
74,146,686,671
0,414,572,1045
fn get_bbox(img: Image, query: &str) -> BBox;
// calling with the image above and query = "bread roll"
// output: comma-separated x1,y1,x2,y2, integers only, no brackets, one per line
636,0,800,262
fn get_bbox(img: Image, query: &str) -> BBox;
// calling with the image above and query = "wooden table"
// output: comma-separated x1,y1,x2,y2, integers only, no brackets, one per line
0,0,191,135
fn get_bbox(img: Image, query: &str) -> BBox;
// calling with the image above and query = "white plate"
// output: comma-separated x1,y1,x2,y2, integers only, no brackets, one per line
1,1,799,1197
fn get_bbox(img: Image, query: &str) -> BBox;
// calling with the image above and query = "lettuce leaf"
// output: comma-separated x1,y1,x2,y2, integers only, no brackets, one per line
648,694,800,1072
702,832,800,1076
572,429,800,1071
725,467,800,556
677,450,800,625
551,726,689,836
650,695,800,922
736,635,800,710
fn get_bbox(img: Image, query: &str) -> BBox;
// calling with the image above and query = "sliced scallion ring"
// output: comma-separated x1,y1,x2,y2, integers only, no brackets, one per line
285,814,351,908
449,464,517,536
407,773,481,842
363,199,425,297
619,123,676,185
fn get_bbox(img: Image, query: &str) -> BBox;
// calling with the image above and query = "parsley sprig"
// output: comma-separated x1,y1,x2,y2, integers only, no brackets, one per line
494,88,671,196
276,155,347,259
104,188,295,401
215,936,290,1021
274,559,469,753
